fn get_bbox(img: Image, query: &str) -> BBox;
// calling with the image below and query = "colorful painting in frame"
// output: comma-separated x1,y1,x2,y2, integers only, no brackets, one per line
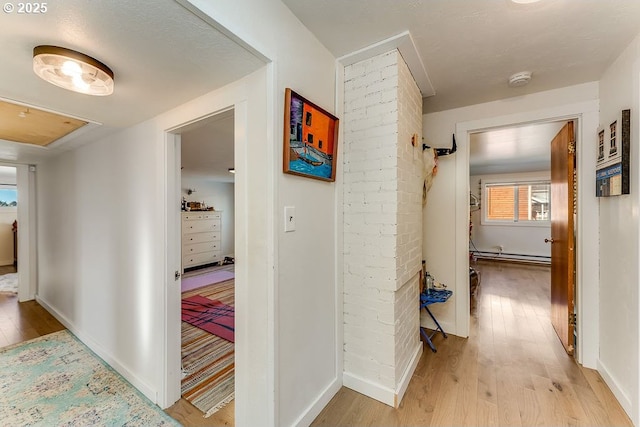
283,88,339,182
596,109,630,197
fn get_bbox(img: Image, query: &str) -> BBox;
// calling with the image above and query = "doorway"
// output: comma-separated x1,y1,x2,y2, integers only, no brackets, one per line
165,108,237,423
468,119,576,356
454,103,600,367
0,163,36,303
0,166,18,295
179,109,236,421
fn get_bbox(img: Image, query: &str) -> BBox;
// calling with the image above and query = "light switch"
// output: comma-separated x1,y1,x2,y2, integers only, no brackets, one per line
284,206,296,232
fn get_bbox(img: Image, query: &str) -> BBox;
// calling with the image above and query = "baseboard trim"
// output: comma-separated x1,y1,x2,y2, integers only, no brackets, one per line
597,358,632,419
36,295,157,403
343,371,396,407
292,376,341,427
396,342,422,404
344,343,422,409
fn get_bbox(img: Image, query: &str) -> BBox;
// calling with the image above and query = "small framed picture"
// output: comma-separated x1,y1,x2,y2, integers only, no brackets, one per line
596,109,630,197
283,88,339,182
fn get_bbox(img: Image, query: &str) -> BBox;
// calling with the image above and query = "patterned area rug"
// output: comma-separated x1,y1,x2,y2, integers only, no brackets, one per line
181,270,234,293
0,273,17,293
181,278,234,417
0,330,179,426
182,295,235,342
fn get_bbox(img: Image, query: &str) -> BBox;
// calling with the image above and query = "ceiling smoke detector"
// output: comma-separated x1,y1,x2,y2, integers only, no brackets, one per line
508,71,532,87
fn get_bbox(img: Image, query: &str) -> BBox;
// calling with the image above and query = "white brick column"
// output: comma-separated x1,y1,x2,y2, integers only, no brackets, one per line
342,50,423,407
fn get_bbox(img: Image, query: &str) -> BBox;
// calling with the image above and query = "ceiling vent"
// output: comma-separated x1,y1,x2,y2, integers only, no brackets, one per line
508,71,532,87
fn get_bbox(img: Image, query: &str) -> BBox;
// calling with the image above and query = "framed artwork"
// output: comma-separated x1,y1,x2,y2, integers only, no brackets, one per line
596,109,630,197
283,88,339,182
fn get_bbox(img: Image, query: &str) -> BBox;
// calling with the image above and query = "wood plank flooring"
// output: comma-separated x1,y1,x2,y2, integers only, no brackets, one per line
0,267,65,347
1,262,631,426
312,260,633,427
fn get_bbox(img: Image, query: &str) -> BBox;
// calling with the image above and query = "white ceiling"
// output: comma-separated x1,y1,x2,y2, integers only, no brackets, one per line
0,166,17,186
469,121,566,175
3,1,639,175
181,110,235,183
281,0,639,175
0,0,265,164
282,0,640,113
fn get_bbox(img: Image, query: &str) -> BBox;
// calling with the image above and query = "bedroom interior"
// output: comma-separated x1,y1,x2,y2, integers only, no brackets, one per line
177,110,236,421
468,120,564,266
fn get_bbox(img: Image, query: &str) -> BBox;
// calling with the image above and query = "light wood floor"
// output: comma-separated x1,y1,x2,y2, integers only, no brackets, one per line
0,270,65,348
2,262,631,426
312,260,633,427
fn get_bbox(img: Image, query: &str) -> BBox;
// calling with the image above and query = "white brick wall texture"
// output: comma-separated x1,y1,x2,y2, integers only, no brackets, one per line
394,53,423,383
343,49,423,398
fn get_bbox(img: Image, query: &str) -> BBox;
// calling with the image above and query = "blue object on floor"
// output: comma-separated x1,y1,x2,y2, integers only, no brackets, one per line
420,288,453,352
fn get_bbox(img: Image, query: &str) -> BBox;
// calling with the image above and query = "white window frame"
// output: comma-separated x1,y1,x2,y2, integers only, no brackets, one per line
481,179,551,227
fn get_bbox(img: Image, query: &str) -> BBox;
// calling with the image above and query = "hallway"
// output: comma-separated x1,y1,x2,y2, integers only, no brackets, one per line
312,260,632,426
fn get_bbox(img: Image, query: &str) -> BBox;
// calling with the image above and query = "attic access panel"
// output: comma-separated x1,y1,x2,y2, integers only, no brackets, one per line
0,99,88,146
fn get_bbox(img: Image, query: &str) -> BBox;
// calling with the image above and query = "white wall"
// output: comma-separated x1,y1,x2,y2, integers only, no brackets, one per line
182,1,341,425
470,172,551,260
181,176,235,258
423,82,600,364
37,119,165,400
37,68,273,426
598,31,640,424
38,1,342,426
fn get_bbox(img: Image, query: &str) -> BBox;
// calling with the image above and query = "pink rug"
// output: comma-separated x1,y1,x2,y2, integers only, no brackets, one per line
182,295,235,342
181,270,234,293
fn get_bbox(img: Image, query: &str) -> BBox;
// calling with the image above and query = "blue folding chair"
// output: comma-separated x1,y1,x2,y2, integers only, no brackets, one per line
420,288,453,352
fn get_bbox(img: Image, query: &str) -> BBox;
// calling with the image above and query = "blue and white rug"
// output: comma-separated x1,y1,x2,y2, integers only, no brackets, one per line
0,273,17,293
0,330,180,426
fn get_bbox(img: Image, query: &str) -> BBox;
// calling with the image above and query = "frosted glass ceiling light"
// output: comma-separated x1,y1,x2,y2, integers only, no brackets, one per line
33,45,114,96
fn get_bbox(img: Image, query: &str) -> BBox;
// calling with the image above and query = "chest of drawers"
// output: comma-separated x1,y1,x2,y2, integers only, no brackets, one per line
181,211,222,270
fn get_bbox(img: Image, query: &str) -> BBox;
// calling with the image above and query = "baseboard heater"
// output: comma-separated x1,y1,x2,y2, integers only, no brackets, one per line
472,251,551,265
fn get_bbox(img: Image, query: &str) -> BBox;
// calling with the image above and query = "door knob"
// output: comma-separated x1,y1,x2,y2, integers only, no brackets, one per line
545,238,555,243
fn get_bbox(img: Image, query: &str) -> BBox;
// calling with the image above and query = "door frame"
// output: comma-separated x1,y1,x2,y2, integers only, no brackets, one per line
454,100,600,367
158,66,278,427
164,105,235,406
3,162,36,302
164,103,248,403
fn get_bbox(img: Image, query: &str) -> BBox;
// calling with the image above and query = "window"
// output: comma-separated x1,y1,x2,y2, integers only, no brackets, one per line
598,129,605,161
483,181,550,224
609,120,617,156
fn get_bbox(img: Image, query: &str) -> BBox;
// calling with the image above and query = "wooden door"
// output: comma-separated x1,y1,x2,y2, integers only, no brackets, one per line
549,121,576,355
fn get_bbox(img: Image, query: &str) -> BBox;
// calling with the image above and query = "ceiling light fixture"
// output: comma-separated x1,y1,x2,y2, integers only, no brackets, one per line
508,71,532,87
33,45,114,96
228,168,235,174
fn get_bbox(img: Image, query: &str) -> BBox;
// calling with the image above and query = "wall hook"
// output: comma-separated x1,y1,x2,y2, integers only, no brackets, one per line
423,134,457,156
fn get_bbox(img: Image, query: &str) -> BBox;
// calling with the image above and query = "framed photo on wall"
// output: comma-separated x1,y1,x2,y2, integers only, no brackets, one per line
283,88,339,182
596,109,630,197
